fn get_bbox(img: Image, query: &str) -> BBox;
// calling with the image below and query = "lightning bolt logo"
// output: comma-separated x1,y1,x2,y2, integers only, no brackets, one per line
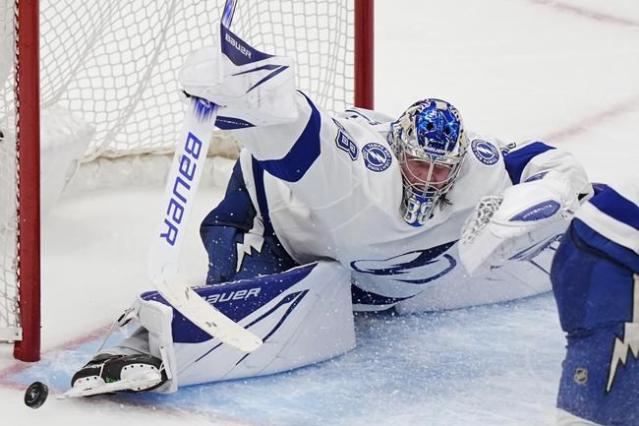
235,216,265,273
606,274,639,393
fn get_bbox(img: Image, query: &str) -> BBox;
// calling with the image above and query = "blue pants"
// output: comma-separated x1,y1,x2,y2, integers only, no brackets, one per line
200,160,298,284
551,220,639,426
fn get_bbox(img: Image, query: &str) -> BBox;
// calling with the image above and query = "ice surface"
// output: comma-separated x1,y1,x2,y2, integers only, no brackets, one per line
2,0,639,425
5,295,564,426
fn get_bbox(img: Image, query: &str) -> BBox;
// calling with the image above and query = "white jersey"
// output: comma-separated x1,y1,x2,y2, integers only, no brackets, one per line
221,93,586,310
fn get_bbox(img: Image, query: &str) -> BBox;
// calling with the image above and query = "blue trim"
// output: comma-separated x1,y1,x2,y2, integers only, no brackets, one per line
233,64,282,75
589,187,639,231
572,219,639,273
245,290,308,341
232,64,290,94
194,290,308,365
220,0,236,27
251,157,274,236
502,141,555,184
246,65,289,93
234,291,308,366
524,171,548,182
215,115,254,130
192,97,217,120
351,285,412,307
257,92,321,182
221,26,273,66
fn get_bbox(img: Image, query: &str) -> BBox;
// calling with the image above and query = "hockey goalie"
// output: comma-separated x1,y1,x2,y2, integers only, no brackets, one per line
68,7,592,396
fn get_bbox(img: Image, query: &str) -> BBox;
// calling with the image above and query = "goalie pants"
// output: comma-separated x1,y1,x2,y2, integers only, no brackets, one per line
200,159,299,284
551,219,639,426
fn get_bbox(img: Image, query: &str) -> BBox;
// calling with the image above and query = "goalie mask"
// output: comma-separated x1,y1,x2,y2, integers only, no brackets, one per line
389,98,468,226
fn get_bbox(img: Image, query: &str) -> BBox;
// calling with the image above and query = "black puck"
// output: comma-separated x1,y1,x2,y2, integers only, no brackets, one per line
24,381,49,409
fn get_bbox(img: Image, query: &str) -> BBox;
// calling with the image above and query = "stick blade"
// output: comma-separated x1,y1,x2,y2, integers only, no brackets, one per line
156,280,263,353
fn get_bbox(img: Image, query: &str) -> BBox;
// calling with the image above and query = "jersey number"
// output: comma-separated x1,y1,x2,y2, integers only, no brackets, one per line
404,198,429,226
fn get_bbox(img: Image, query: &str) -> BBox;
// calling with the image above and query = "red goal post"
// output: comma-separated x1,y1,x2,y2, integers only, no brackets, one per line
1,0,373,362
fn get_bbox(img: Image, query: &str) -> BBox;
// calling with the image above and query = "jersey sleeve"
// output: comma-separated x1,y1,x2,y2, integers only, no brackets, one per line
231,91,382,212
501,140,593,208
574,181,639,265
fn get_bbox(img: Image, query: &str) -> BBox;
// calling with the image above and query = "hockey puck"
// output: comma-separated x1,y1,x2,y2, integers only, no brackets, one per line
24,381,49,409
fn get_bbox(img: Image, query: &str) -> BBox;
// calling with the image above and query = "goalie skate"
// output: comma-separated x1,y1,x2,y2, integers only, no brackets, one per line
65,353,167,398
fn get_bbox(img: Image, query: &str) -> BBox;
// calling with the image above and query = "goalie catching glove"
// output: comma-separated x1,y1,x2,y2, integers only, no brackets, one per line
459,170,587,275
179,30,298,127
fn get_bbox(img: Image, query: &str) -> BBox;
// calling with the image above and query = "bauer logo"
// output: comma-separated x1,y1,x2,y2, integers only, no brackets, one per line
362,143,392,172
224,32,252,60
160,131,203,246
471,139,500,165
204,287,261,304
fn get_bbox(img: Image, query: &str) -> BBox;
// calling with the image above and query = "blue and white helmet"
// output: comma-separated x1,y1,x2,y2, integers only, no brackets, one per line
389,98,468,226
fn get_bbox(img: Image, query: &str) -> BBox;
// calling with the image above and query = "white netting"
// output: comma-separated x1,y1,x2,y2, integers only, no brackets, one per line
41,0,355,161
1,0,359,345
0,0,19,341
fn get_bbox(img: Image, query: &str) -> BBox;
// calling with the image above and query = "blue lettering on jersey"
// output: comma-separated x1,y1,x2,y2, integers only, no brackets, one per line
471,139,500,165
362,143,392,172
351,241,457,284
332,118,358,160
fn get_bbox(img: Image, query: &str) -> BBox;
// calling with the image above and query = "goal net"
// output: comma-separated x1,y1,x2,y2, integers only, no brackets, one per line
0,0,373,360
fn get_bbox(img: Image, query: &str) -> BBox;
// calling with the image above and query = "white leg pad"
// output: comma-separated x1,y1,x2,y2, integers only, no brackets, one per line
114,298,179,392
175,261,355,386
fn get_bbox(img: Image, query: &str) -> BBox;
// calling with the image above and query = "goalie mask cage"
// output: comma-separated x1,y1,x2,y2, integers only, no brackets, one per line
0,0,373,361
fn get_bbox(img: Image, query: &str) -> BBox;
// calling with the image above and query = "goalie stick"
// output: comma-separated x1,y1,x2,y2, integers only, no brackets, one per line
147,0,262,353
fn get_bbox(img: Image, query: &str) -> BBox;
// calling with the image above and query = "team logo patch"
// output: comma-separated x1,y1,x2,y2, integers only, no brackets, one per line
350,242,457,285
471,139,500,165
362,143,392,172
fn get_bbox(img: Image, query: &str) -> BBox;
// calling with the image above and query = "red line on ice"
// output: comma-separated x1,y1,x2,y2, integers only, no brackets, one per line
0,324,111,389
528,0,639,29
542,94,639,142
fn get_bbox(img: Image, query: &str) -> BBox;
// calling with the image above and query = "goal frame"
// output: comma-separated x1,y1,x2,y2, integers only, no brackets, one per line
10,0,374,362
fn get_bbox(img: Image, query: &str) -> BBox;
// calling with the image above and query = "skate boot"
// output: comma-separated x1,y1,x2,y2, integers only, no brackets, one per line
69,353,167,397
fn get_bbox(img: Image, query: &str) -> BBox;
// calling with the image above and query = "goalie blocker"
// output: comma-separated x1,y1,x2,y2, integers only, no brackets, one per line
78,261,354,393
